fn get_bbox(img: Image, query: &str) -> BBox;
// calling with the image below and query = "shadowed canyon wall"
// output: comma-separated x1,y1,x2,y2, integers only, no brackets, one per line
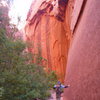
64,0,100,100
24,0,100,99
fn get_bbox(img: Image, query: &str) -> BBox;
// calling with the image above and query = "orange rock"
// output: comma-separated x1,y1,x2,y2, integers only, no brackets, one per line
24,0,100,99
64,0,100,100
24,0,70,82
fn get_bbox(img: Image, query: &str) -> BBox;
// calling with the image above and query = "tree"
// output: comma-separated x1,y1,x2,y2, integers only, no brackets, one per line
0,1,57,100
0,31,57,100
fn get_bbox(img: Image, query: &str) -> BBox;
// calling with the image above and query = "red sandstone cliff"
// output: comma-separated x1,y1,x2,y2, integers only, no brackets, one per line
24,0,72,81
24,0,100,99
64,0,100,100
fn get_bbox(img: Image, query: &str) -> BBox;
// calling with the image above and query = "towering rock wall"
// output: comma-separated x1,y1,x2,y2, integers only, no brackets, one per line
64,0,100,100
24,0,71,81
24,0,100,99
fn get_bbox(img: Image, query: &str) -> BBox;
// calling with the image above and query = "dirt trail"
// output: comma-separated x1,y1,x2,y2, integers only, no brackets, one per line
48,90,63,100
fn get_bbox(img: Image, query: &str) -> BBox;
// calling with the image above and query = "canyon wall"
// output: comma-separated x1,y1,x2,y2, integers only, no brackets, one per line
24,0,72,81
24,0,100,99
64,0,100,100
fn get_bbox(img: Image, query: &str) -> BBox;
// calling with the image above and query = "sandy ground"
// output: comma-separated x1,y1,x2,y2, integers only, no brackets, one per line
48,90,63,100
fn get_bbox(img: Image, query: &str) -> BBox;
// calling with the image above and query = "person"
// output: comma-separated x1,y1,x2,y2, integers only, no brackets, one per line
53,81,70,100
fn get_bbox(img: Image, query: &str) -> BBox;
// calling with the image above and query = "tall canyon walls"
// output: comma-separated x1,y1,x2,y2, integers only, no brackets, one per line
24,0,100,99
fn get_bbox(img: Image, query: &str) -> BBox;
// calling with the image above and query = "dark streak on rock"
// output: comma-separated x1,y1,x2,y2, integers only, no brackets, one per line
56,0,68,22
29,10,45,33
29,1,54,33
28,0,68,33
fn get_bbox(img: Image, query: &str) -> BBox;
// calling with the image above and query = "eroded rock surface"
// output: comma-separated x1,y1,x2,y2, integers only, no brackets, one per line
24,0,100,99
64,0,100,100
24,0,71,81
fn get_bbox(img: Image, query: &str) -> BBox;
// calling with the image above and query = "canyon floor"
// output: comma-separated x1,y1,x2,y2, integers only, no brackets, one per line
48,90,63,100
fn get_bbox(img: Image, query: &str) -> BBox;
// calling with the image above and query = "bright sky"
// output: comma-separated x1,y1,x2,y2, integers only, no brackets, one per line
9,0,33,29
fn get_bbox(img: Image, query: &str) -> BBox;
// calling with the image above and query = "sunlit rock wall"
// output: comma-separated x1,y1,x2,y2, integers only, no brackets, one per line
64,0,100,100
24,0,100,98
24,0,71,81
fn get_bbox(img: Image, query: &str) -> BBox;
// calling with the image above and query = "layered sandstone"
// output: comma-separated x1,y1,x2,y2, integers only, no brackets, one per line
24,0,71,81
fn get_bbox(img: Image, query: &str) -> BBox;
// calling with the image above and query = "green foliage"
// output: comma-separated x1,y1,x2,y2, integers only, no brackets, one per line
0,32,57,100
0,1,57,100
0,0,18,38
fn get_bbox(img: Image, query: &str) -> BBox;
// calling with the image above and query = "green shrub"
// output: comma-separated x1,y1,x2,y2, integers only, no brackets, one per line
0,32,57,100
0,1,57,99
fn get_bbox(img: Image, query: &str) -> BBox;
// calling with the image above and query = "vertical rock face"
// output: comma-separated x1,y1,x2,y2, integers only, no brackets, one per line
24,0,70,81
64,0,100,100
24,0,100,99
